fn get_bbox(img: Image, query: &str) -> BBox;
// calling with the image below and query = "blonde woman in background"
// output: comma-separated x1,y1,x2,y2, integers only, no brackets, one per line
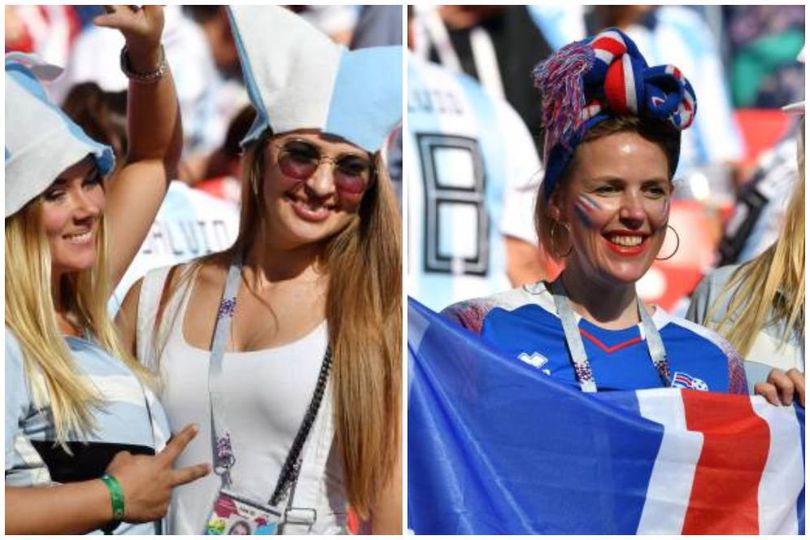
117,6,402,534
688,116,804,406
5,6,208,535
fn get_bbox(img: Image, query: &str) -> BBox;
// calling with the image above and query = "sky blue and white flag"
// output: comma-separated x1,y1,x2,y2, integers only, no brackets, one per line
408,298,805,535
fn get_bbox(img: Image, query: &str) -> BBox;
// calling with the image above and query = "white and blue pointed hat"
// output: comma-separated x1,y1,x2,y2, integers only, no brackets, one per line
5,53,114,218
227,6,402,153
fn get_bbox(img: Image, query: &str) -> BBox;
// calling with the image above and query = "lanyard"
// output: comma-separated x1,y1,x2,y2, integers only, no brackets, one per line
207,251,332,507
550,279,671,392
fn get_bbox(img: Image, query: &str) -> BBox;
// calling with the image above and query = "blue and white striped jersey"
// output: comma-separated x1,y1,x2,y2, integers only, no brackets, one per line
407,54,542,312
5,328,170,535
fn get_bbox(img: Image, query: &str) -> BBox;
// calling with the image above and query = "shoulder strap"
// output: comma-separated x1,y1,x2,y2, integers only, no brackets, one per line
136,266,173,370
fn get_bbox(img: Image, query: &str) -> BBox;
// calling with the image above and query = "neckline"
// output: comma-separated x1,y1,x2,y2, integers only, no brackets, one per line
526,280,666,332
176,268,328,356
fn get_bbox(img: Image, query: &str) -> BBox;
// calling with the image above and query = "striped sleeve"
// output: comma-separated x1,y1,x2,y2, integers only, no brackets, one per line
5,329,50,486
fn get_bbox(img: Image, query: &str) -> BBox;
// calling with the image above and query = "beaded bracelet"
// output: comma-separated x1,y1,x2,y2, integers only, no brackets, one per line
100,473,125,528
120,45,167,83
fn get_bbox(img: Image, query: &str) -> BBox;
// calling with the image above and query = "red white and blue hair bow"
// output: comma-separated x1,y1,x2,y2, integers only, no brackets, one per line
532,28,697,199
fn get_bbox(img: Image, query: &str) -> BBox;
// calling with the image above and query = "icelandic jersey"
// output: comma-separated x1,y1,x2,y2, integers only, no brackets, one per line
442,283,748,394
407,55,542,312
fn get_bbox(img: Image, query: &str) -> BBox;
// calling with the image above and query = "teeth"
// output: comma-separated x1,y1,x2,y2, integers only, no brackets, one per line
64,231,92,243
609,235,643,247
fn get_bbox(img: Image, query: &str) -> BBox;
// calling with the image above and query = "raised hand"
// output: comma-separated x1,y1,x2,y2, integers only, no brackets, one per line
105,424,210,523
94,5,164,70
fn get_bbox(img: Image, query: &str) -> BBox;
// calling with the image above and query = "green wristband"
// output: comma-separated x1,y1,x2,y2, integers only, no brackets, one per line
101,473,125,522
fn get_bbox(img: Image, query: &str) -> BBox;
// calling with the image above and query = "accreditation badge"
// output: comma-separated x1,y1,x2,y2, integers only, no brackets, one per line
205,489,283,535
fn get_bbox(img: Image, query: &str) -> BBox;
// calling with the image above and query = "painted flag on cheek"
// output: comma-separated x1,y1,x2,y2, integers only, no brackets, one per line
408,298,805,535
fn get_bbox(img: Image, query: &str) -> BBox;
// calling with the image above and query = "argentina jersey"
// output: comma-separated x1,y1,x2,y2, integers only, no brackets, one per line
442,283,747,394
407,54,541,312
5,328,171,534
110,181,240,314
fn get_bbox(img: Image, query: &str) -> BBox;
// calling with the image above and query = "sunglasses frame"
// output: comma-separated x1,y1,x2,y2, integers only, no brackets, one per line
270,138,376,185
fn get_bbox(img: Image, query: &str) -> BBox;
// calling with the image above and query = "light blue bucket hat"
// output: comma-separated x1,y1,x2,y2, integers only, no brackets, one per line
5,53,115,218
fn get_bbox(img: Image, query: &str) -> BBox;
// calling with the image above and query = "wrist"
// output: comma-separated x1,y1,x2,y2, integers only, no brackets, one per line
121,45,167,83
100,473,125,531
123,43,163,74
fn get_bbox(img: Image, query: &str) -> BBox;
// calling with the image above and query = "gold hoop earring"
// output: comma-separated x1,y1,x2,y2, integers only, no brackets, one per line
550,221,573,257
655,224,680,261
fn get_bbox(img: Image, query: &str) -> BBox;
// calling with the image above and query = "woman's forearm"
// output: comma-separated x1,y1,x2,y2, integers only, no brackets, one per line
95,7,183,286
125,41,182,167
6,482,113,535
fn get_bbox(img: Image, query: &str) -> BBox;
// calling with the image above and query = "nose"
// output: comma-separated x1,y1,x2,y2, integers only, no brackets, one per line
304,160,337,198
618,191,646,227
72,188,102,220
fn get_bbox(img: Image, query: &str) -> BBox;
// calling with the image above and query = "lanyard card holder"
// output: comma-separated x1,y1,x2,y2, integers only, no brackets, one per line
206,489,283,535
204,254,331,536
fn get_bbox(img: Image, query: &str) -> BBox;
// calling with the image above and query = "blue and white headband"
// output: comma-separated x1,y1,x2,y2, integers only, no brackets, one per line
227,6,402,153
5,53,114,218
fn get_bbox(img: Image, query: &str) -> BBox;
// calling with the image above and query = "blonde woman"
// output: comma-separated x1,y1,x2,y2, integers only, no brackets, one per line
116,7,401,535
687,118,804,406
5,6,208,535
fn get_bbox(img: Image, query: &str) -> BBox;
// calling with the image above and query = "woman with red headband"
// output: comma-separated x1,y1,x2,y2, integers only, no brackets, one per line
443,29,747,394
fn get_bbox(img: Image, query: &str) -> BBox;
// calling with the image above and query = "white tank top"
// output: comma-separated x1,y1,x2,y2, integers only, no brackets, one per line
137,265,348,534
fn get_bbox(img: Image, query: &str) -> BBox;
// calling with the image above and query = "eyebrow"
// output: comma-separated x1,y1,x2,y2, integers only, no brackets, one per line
586,175,669,184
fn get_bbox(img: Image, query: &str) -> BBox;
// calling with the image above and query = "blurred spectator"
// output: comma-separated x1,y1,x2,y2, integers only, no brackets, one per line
717,130,800,266
110,181,240,313
196,104,256,205
4,5,80,67
351,5,402,49
413,6,554,155
61,82,127,160
725,6,804,109
292,5,360,45
183,6,241,79
55,5,249,183
350,6,405,199
407,52,544,312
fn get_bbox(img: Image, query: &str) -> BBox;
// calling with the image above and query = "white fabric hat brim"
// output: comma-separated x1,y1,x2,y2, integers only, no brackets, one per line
6,55,114,218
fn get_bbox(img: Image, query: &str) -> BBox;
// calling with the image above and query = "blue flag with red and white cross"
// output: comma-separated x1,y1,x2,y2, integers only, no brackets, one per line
408,298,805,534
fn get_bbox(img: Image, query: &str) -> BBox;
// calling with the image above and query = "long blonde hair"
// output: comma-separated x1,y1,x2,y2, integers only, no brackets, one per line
705,128,805,356
163,131,401,518
5,197,154,447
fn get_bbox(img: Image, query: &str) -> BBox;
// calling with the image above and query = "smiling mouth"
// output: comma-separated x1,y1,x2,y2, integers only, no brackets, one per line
288,197,333,222
63,230,93,244
603,233,648,255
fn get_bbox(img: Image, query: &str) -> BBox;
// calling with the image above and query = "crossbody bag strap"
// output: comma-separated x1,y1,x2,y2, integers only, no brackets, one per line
270,346,332,507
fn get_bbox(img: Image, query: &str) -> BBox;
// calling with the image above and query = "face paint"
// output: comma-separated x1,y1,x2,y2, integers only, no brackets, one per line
574,193,602,227
560,131,672,286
